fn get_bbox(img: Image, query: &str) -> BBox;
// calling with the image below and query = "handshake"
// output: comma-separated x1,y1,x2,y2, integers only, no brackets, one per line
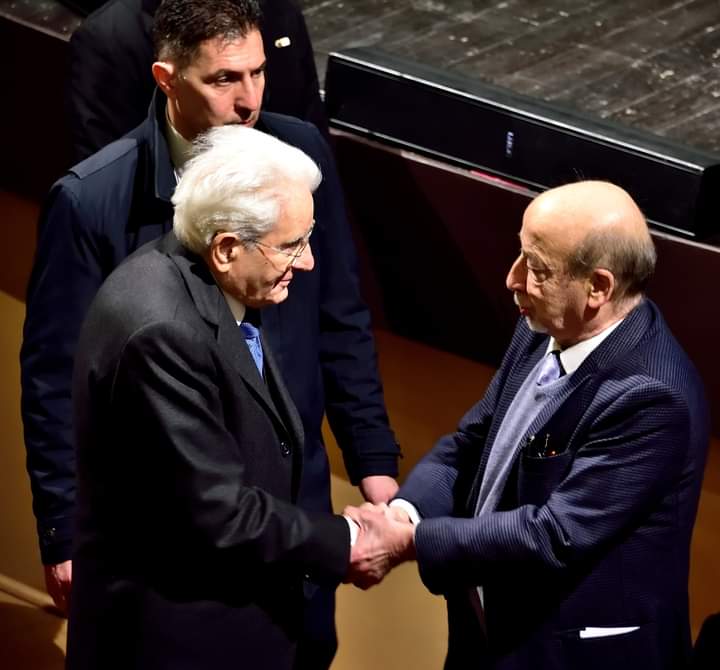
344,503,416,590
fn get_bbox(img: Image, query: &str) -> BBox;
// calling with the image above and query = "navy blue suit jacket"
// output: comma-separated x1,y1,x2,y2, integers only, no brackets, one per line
399,300,708,670
21,93,398,564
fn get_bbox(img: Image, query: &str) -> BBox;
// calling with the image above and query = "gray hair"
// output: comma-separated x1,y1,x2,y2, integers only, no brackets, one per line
566,227,657,301
172,126,322,254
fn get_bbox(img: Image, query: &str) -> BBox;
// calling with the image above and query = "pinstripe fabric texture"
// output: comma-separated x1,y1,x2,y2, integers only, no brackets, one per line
399,300,709,670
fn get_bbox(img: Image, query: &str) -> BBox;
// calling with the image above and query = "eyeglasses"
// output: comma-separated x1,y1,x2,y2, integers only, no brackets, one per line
254,221,314,268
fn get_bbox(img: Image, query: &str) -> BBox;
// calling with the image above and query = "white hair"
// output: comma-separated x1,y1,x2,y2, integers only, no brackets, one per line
172,125,322,253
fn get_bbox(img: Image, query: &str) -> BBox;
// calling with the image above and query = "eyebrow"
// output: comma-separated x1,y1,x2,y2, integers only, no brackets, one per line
278,222,314,250
277,238,303,250
211,60,267,78
519,246,551,270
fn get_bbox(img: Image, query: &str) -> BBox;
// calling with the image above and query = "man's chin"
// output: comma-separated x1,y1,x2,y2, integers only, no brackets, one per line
244,287,289,309
229,117,259,129
525,316,548,334
269,285,290,304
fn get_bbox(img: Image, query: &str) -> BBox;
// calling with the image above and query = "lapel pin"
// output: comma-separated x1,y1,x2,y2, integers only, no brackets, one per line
275,36,291,48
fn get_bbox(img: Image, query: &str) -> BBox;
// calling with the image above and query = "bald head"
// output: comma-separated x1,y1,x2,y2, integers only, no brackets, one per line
527,181,648,244
525,181,656,303
507,181,656,346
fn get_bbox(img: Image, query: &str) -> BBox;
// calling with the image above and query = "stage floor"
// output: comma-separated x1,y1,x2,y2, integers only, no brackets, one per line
302,0,720,155
2,0,720,153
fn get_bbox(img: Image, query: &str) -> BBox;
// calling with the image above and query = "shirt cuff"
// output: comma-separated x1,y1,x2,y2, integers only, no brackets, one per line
389,498,421,526
343,515,360,546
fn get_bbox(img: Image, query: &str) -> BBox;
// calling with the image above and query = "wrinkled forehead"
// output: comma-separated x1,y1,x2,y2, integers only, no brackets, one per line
520,201,582,266
183,30,265,70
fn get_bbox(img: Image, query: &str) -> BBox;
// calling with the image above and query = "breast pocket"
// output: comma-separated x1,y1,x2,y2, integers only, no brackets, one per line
518,450,573,506
557,622,660,670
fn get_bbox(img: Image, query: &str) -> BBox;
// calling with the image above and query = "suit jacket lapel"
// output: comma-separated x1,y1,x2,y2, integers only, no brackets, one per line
263,343,304,450
263,342,305,501
162,232,292,434
477,338,546,476
525,300,657,442
484,300,658,506
216,306,286,424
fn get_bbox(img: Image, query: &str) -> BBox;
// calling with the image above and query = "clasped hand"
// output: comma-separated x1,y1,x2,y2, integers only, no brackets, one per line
344,503,415,590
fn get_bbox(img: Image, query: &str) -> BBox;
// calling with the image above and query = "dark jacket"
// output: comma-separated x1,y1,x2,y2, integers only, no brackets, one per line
65,232,350,670
67,0,327,161
21,93,398,564
399,300,709,670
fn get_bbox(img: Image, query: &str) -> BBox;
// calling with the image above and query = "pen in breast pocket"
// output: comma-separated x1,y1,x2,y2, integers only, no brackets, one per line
525,434,540,458
542,434,557,457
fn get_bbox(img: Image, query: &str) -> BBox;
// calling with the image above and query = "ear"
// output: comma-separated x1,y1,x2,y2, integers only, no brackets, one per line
152,61,178,98
207,233,240,274
586,268,615,309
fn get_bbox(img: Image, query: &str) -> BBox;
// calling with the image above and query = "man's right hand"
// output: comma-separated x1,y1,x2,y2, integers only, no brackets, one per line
344,503,415,589
44,559,72,616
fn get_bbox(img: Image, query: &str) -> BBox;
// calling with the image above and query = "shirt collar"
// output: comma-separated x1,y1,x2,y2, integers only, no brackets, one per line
221,290,247,325
164,107,195,174
546,318,624,375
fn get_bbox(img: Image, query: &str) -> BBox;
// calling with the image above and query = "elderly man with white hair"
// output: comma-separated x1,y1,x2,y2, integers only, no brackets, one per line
66,125,412,670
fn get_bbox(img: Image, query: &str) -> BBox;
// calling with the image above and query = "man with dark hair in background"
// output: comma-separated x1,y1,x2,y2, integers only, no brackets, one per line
67,0,327,161
21,2,399,667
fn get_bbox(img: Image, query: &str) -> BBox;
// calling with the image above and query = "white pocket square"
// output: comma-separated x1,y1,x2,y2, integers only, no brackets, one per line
579,626,640,639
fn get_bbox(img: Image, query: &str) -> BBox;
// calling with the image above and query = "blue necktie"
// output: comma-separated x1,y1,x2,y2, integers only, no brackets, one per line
240,321,264,376
536,350,564,386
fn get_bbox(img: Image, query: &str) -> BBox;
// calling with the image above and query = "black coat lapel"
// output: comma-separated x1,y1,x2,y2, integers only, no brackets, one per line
263,342,305,501
215,307,287,426
163,233,292,434
263,342,304,451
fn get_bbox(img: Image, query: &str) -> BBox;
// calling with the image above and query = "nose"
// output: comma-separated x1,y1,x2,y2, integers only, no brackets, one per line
505,254,526,292
293,243,314,272
234,79,261,117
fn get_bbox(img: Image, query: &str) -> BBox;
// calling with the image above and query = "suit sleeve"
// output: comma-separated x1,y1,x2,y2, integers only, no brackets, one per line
111,320,350,585
413,381,694,594
20,181,107,564
310,128,400,482
66,9,155,161
398,320,530,518
397,367,503,519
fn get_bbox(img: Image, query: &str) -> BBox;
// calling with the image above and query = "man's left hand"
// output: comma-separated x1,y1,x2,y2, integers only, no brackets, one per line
359,475,399,504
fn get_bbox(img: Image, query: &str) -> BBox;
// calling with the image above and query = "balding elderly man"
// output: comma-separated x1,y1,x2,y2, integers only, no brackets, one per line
357,181,709,669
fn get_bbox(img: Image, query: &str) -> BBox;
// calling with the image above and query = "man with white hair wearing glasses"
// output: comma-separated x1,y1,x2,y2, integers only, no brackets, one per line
66,125,413,670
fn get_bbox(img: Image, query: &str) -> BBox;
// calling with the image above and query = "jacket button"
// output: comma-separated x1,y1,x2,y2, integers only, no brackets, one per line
280,441,291,456
44,528,56,539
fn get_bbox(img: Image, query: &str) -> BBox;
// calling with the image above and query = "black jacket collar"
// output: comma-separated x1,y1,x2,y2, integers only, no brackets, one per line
145,91,177,204
146,93,284,205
